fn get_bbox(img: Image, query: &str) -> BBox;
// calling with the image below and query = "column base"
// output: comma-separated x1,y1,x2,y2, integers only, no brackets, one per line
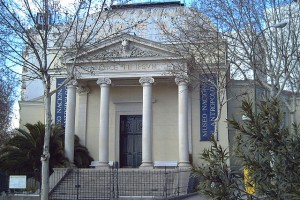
93,161,110,169
140,162,153,169
178,162,192,168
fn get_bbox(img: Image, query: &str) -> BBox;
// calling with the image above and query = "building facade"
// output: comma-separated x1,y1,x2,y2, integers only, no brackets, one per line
19,2,231,168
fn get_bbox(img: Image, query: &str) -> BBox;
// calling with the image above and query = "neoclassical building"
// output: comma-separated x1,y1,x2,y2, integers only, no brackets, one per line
19,1,230,168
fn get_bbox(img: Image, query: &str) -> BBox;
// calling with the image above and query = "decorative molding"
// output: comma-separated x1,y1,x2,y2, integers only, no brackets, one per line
130,46,160,57
139,77,155,85
83,43,162,60
97,78,111,85
175,75,190,85
77,85,90,95
66,79,77,88
122,39,129,52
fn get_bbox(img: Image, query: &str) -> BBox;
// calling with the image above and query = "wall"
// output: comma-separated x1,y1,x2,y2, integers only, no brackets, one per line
81,78,230,167
190,86,229,167
18,100,44,129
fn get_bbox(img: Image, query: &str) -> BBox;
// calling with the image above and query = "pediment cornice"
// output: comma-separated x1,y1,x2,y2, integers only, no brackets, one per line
65,33,182,64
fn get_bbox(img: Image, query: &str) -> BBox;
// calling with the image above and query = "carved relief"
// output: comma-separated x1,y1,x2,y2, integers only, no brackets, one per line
130,46,160,57
82,41,162,60
175,75,190,85
122,39,129,52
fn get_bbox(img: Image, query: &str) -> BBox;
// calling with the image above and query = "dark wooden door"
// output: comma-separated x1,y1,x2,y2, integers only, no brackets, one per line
120,115,142,168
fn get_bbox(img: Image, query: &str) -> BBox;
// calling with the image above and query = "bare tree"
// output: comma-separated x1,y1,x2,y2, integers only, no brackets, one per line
0,68,17,146
158,6,232,139
0,1,19,147
0,0,146,199
196,0,300,124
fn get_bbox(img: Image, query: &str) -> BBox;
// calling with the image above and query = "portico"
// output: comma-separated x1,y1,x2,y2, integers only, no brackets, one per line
63,34,191,168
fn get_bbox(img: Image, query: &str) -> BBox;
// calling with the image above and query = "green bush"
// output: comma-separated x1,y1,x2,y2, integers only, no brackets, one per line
195,99,300,199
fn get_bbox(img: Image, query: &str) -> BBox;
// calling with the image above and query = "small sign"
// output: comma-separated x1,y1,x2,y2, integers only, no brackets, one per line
9,175,26,189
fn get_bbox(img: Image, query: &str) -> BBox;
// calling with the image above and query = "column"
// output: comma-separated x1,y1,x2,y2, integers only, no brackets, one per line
96,78,111,167
76,85,90,146
175,75,191,168
65,79,77,163
139,76,154,168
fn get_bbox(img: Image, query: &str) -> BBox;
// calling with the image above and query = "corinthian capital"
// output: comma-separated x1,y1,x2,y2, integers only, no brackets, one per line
97,78,111,85
77,85,90,95
66,79,78,88
139,77,154,85
175,75,190,85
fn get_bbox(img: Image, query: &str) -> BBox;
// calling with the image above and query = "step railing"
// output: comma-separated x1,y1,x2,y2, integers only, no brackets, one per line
0,168,198,199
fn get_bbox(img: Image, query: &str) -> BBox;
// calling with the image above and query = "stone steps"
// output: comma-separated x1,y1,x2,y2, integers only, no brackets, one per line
49,169,190,200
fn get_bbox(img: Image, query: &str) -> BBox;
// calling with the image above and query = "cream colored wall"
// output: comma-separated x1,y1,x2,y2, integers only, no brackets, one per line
85,81,100,161
110,85,143,162
19,102,45,129
83,80,229,166
19,77,63,129
190,87,229,167
152,83,179,161
19,76,230,167
84,81,182,163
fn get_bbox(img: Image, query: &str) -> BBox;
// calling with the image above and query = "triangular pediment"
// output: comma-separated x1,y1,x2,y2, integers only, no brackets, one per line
68,34,181,63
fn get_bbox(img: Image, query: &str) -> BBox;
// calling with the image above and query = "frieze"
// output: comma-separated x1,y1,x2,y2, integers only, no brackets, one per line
76,63,171,74
81,42,162,60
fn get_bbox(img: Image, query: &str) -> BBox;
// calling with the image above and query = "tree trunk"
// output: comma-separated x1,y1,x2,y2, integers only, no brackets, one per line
290,112,296,126
41,78,51,200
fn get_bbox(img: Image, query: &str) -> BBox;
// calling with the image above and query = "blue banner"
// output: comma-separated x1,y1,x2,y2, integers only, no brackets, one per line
55,78,67,126
200,75,218,141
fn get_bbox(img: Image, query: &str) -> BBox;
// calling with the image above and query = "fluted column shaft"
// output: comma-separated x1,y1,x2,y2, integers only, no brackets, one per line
139,77,154,168
65,80,77,163
97,78,111,167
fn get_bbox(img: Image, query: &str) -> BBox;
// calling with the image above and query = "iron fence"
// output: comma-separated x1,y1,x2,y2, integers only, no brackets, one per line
0,168,198,199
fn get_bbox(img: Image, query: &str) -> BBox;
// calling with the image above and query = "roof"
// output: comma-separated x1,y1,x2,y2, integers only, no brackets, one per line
111,0,184,9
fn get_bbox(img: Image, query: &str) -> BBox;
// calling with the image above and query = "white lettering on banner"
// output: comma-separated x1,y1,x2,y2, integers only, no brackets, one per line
201,84,208,111
56,88,63,114
55,78,67,126
200,75,218,141
201,113,208,138
209,85,216,126
64,87,68,124
201,84,208,138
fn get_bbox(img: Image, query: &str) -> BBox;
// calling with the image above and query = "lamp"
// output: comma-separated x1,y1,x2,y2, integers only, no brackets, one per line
271,21,288,29
252,21,288,114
